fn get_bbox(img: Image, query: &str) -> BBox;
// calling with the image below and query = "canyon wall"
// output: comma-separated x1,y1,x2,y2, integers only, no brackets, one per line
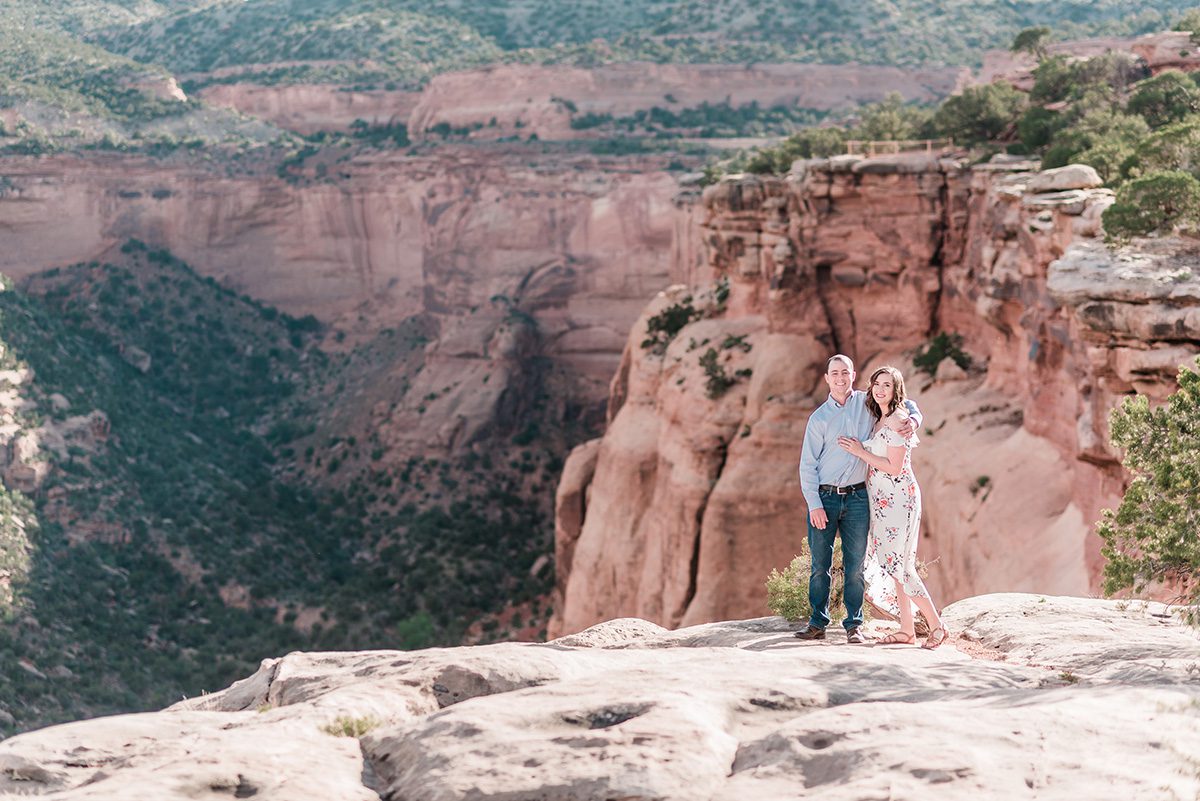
197,83,422,134
0,147,684,451
551,155,1200,635
407,62,968,142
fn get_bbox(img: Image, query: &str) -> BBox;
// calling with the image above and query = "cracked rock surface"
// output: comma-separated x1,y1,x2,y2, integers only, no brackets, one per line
1,594,1197,800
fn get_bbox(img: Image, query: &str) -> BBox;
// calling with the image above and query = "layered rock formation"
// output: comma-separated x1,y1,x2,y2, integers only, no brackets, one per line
552,155,1200,635
1,595,1196,800
0,146,684,453
197,83,421,134
408,62,967,142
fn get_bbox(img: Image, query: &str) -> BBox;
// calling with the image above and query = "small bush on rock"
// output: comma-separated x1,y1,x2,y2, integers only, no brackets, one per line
913,332,971,375
322,715,380,738
641,298,700,355
766,550,850,623
1098,358,1200,624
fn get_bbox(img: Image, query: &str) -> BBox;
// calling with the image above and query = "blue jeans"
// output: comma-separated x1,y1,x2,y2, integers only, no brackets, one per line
807,486,868,631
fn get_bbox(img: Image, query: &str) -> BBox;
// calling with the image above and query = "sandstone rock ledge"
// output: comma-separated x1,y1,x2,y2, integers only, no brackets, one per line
1,595,1197,801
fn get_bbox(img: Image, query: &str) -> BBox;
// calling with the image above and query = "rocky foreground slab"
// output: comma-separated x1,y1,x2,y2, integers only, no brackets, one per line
1,594,1197,800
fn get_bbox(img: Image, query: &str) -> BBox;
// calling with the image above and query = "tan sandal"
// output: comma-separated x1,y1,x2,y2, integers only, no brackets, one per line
875,630,916,645
922,626,950,650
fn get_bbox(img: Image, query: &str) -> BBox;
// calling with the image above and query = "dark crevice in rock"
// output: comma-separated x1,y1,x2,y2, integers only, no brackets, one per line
813,262,842,356
680,436,730,624
562,703,651,730
233,775,259,798
258,659,284,710
928,170,952,337
358,740,385,799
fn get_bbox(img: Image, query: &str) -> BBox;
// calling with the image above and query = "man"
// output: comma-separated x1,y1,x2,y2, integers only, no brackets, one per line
795,354,921,643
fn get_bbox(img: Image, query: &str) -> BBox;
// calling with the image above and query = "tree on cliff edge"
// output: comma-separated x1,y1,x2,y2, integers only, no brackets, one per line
1011,26,1051,61
1099,358,1200,623
1102,170,1200,241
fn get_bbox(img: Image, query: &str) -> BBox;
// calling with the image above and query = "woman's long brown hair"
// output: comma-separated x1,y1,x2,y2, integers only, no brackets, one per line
865,366,907,420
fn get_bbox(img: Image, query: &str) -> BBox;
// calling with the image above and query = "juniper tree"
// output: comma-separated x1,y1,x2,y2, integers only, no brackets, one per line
1098,359,1200,623
1011,26,1051,60
1102,170,1200,242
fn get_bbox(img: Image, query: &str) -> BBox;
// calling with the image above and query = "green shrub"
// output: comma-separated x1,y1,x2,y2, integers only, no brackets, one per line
1127,70,1200,129
913,332,971,375
1098,358,1200,624
1011,26,1051,59
1041,111,1149,178
766,555,812,622
1102,170,1200,241
857,92,932,142
740,126,847,176
641,299,700,355
765,550,854,622
1122,116,1200,181
926,82,1022,148
322,715,381,738
699,347,736,399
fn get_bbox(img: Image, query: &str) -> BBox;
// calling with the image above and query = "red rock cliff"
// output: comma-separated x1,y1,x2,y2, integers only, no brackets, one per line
0,146,685,454
550,155,1200,635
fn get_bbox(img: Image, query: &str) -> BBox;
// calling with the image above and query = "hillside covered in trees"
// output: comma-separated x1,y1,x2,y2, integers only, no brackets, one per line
721,12,1200,240
0,0,1198,155
0,243,565,733
89,0,1200,79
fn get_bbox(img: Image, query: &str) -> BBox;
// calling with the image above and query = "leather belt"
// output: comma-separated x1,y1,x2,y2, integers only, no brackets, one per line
819,482,866,495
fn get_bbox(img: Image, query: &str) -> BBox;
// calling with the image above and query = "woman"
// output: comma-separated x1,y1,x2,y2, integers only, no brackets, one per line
837,366,948,649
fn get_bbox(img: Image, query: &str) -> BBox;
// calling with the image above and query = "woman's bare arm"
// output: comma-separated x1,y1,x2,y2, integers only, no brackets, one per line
836,437,906,477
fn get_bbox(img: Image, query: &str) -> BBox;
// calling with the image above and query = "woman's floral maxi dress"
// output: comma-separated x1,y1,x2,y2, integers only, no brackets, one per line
862,425,932,617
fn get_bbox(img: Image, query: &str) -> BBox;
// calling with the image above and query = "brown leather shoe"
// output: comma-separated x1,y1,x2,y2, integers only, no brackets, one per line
845,626,867,644
793,625,826,641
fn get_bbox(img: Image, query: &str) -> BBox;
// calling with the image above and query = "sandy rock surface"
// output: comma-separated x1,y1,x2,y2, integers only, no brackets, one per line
1,595,1196,800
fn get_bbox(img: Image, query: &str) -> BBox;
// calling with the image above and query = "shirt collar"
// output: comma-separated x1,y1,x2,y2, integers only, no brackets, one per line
826,390,858,409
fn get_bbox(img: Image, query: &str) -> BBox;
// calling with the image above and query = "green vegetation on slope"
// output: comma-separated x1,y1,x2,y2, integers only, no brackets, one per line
0,241,560,734
94,0,504,90
0,24,193,124
0,0,197,34
91,0,1200,91
6,1,1197,152
713,15,1200,240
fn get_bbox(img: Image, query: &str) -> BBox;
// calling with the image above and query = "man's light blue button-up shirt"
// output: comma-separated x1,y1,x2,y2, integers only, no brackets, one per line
798,390,922,510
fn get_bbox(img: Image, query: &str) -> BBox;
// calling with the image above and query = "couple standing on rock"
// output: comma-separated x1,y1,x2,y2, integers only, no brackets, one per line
795,354,949,648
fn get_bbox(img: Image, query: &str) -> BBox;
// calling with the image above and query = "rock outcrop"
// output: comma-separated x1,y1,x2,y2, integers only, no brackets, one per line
408,62,967,142
197,83,421,134
976,31,1200,92
1,595,1196,800
552,155,1200,635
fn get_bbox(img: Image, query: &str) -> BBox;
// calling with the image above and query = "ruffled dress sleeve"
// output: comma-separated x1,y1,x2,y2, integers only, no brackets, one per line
880,424,919,448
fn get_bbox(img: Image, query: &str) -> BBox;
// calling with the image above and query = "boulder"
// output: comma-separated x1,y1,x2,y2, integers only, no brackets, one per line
1026,164,1103,193
121,345,152,374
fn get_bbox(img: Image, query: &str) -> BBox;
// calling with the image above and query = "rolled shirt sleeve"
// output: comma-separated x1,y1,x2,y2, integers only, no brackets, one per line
798,413,825,511
903,397,922,431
